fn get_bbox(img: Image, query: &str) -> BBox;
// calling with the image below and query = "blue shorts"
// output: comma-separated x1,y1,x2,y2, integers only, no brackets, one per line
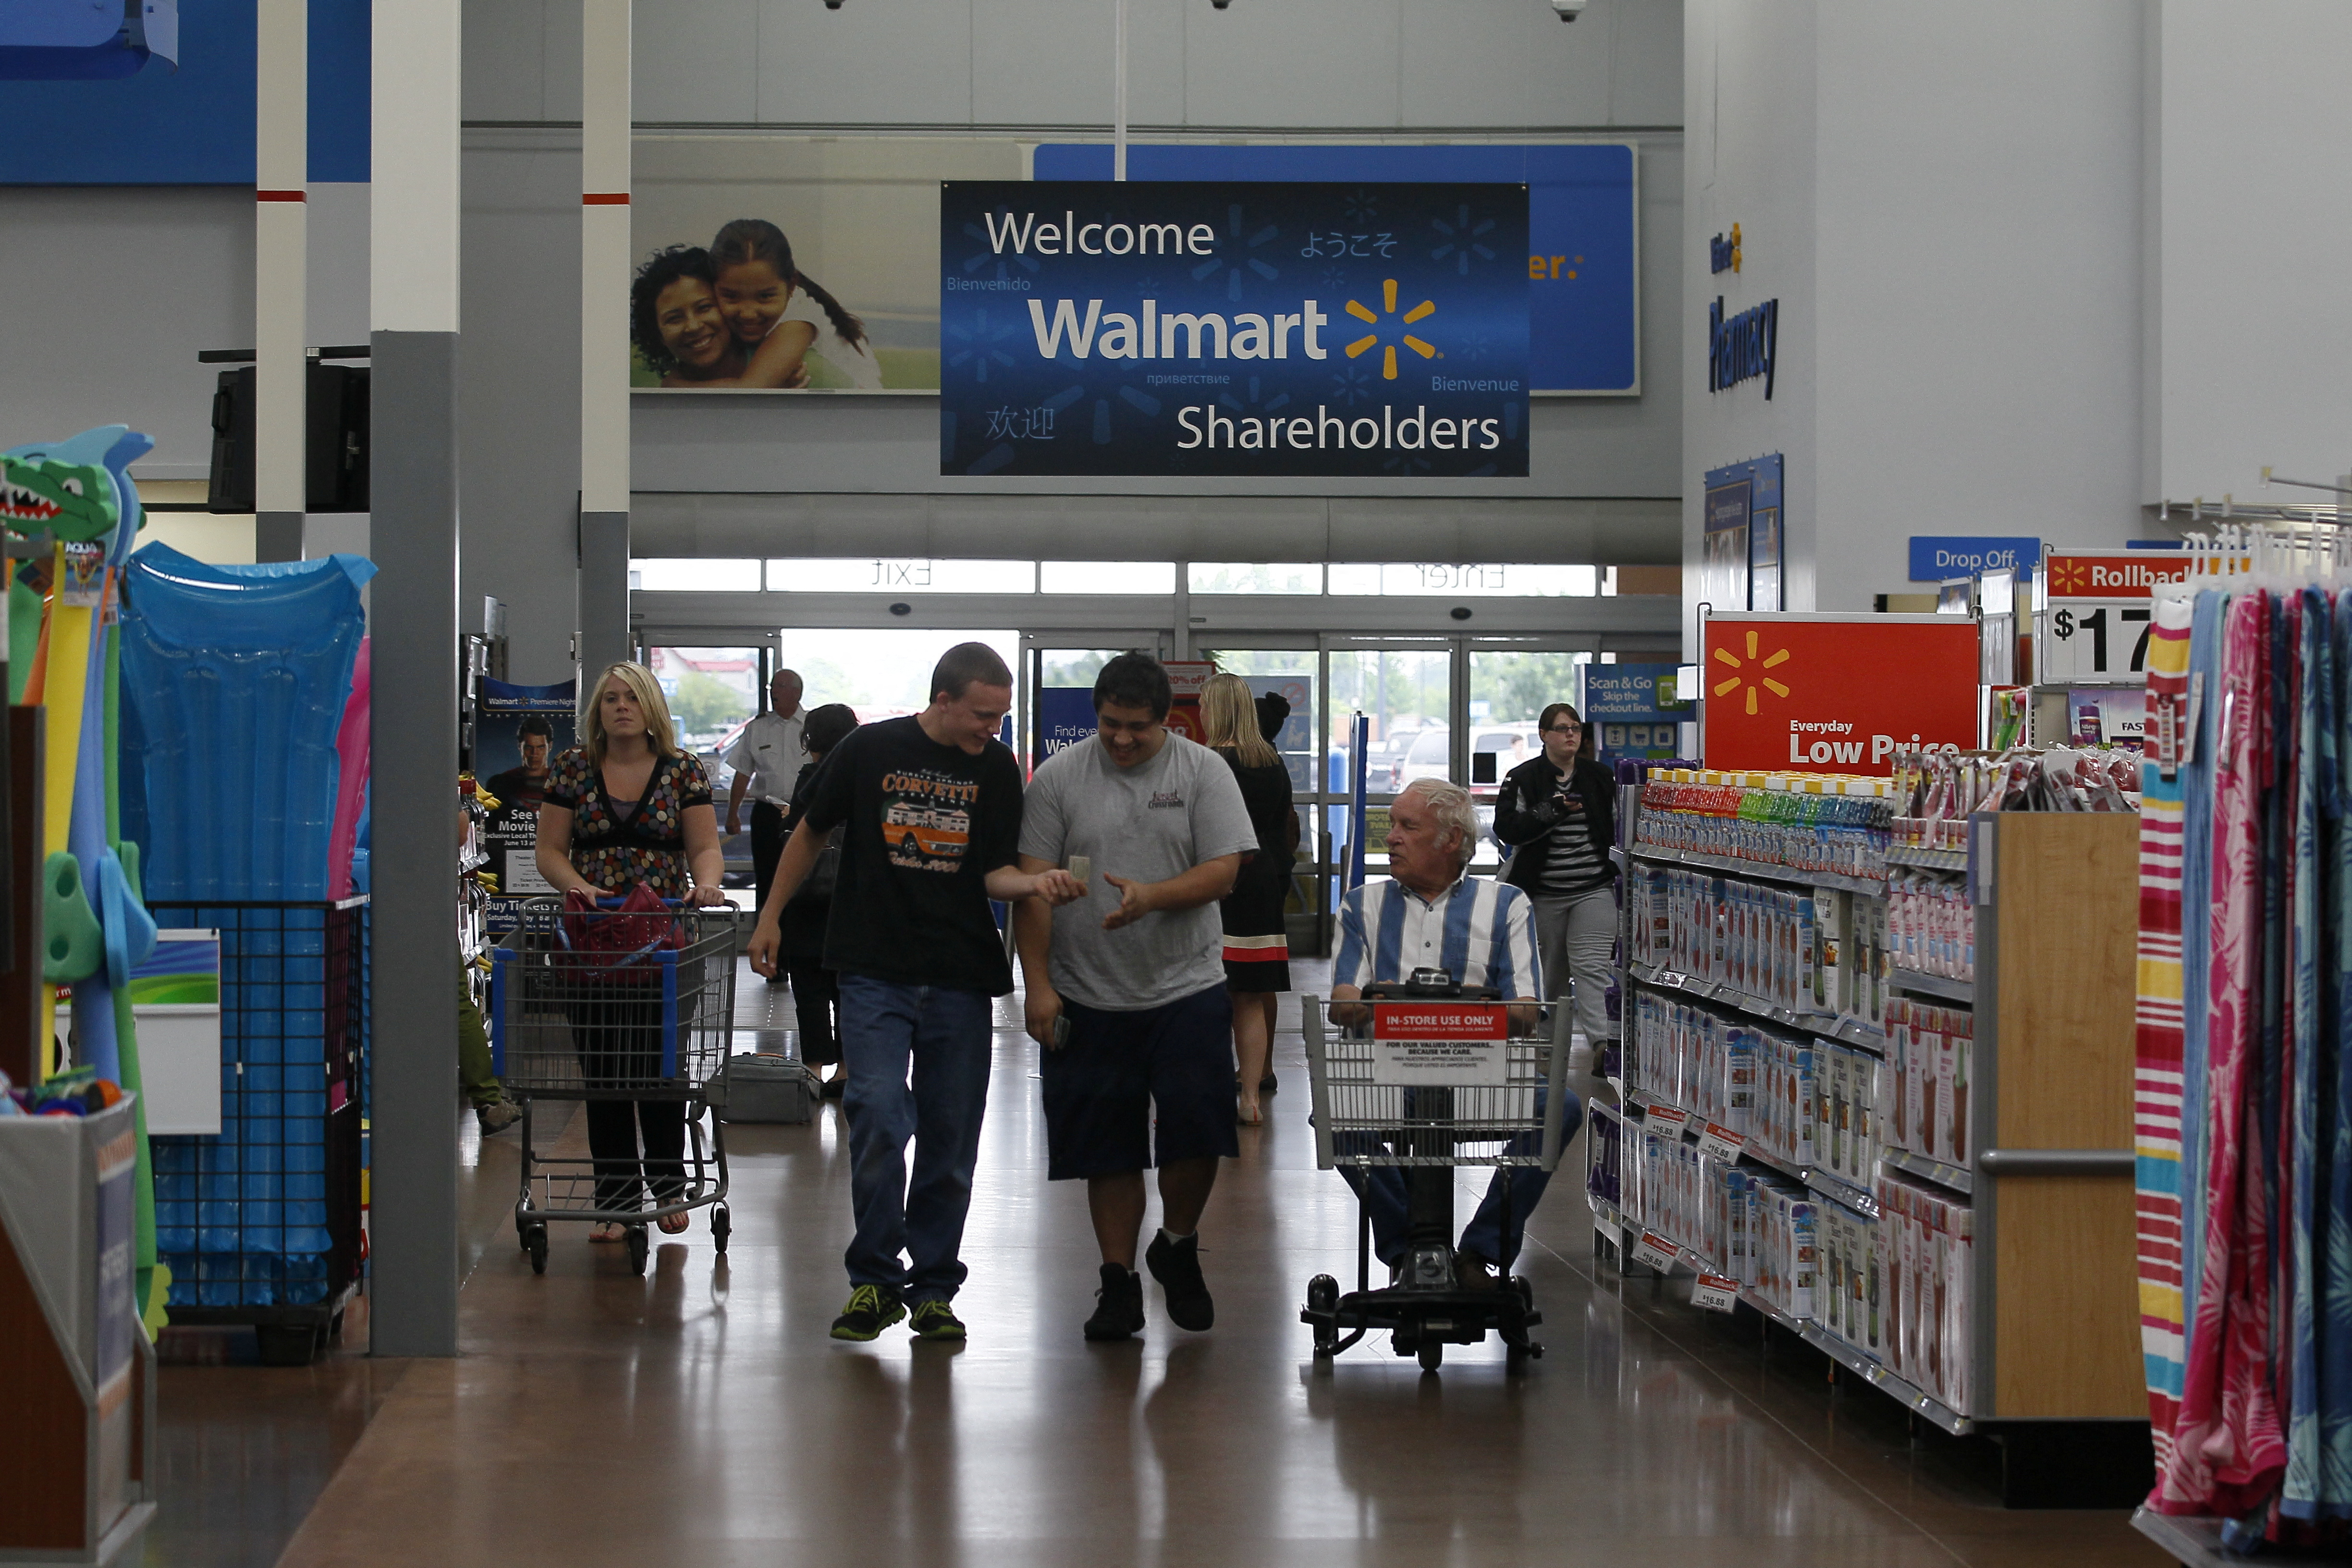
1041,982,1240,1180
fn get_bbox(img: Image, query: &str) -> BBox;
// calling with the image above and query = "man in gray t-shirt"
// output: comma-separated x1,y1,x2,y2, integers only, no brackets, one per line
1015,653,1259,1343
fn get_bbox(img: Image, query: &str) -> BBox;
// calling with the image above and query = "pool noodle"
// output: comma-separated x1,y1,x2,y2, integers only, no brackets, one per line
38,544,92,1075
42,546,89,855
7,575,36,704
82,431,165,1327
69,577,118,1083
328,637,370,900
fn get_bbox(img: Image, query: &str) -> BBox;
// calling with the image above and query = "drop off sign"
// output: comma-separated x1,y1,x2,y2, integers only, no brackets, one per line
1907,535,2044,583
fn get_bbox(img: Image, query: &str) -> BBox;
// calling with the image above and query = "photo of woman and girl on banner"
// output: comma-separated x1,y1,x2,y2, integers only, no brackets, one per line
631,219,889,390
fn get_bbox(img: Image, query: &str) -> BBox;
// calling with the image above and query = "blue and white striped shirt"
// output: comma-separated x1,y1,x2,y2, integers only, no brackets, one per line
1334,875,1542,999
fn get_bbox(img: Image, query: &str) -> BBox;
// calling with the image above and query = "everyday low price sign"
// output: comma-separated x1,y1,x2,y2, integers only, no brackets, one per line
1702,613,1980,776
1369,1002,1510,1087
940,181,1531,478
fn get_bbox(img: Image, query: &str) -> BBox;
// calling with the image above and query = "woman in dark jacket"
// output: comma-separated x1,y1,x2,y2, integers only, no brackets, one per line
777,703,861,1097
1493,701,1617,1066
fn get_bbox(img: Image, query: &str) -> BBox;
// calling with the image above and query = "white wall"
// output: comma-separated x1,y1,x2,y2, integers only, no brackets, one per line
1681,0,1816,637
0,184,366,482
2149,0,2352,507
464,0,1683,131
1686,0,2146,639
1814,3,2144,573
0,187,252,479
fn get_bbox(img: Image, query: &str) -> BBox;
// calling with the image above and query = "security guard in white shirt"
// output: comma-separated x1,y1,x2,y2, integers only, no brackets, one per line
724,668,807,915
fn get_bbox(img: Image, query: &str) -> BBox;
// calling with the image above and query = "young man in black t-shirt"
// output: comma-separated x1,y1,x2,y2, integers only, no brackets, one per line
749,643,1081,1342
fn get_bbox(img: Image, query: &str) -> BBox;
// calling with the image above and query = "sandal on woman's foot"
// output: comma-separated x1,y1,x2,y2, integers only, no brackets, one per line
589,1221,627,1243
657,1210,690,1235
1237,1098,1264,1127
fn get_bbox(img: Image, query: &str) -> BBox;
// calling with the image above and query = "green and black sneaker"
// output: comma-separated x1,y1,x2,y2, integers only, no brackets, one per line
908,1300,968,1342
830,1284,906,1341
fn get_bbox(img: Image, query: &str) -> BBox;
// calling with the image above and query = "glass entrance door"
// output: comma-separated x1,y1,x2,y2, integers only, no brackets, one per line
1465,640,1595,860
637,637,777,894
1022,631,1172,772
1193,644,1322,959
1200,634,1595,953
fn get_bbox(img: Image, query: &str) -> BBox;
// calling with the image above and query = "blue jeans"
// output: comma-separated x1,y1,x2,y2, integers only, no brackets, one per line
1336,1086,1584,1271
837,976,995,1303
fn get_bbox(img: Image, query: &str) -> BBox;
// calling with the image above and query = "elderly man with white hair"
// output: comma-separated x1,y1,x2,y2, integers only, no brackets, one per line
1329,776,1584,1287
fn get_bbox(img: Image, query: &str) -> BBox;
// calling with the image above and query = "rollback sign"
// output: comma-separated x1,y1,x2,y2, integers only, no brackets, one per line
940,181,1530,478
2039,549,2196,686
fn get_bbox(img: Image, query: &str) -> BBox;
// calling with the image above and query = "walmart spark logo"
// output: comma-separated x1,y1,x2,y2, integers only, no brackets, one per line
1343,280,1437,381
1711,628,1789,716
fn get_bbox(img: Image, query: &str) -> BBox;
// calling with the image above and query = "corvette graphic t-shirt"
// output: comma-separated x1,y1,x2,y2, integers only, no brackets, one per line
800,715,1024,994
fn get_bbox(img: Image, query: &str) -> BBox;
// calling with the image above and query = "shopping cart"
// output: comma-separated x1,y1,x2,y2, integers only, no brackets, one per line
488,896,737,1276
1300,971,1574,1371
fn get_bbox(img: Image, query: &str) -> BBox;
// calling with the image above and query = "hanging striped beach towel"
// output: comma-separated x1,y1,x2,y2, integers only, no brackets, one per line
2138,590,2196,1473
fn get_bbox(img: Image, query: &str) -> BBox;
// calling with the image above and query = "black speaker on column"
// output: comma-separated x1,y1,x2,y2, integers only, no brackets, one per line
203,346,371,514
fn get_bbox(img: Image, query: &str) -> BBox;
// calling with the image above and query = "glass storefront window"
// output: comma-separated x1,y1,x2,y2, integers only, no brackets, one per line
644,645,765,759
1039,561,1176,594
766,558,1036,594
1200,649,1317,792
1466,648,1593,788
631,558,760,592
1326,563,1599,597
1188,563,1322,595
773,628,1020,724
1327,648,1452,801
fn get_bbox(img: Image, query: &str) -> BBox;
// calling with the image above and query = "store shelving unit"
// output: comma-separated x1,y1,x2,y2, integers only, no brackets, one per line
1892,967,1973,1004
1624,960,1888,1051
2128,1507,2236,1567
1620,841,1886,898
1962,809,2144,1421
1602,782,2147,1454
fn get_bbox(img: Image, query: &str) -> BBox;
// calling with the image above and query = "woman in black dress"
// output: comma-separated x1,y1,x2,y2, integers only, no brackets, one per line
777,703,861,1096
1201,674,1297,1126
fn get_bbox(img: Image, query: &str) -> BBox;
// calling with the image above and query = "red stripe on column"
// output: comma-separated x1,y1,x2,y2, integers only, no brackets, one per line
582,193,631,205
256,189,307,202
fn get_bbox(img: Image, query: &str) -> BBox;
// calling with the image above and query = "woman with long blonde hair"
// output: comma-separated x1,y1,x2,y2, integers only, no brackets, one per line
1199,673,1298,1125
535,661,729,1242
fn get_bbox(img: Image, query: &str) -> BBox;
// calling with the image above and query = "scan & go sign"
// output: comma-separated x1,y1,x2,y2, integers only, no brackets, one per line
1701,613,1980,775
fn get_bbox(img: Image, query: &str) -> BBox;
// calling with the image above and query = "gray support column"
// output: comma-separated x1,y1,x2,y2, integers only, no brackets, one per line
368,0,461,1359
255,0,306,563
578,508,633,679
367,331,460,1356
255,512,305,564
579,0,632,683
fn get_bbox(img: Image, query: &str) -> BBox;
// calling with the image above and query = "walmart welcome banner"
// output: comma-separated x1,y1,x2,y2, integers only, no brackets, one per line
939,181,1531,478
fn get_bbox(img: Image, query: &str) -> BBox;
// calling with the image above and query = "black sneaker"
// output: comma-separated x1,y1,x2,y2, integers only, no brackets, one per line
1146,1231,1215,1332
1083,1263,1144,1341
830,1284,905,1341
908,1299,966,1341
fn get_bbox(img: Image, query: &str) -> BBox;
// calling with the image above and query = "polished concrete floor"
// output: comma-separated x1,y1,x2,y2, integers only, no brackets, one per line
146,966,2167,1568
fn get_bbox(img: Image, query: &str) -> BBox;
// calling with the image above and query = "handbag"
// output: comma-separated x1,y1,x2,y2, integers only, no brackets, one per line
559,883,685,980
791,824,844,906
